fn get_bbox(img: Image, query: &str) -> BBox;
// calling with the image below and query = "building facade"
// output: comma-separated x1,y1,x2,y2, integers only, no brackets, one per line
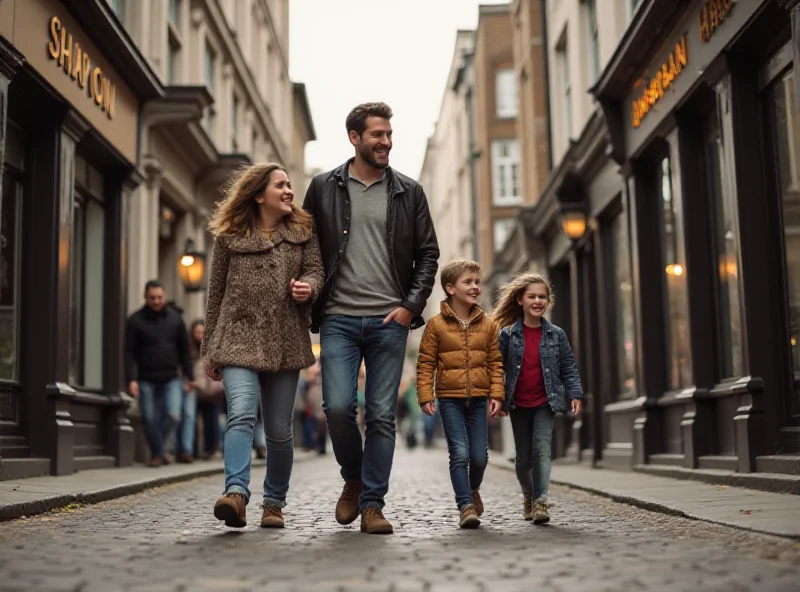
516,0,800,489
0,0,163,479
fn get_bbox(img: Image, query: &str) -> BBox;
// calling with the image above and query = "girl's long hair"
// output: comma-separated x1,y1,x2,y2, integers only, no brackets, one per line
492,273,553,329
208,162,314,237
189,320,204,360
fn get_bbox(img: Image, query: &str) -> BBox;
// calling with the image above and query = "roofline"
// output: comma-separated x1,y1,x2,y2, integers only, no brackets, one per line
292,82,316,142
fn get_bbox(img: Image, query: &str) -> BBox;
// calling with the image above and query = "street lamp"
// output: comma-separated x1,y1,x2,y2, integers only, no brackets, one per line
178,238,206,292
559,202,589,242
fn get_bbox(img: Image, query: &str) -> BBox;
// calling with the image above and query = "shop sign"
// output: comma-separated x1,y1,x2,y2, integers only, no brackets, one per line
699,0,733,44
631,36,688,129
47,16,115,120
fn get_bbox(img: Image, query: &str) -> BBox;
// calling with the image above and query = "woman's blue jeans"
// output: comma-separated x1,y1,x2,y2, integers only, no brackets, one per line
438,397,489,511
221,367,299,507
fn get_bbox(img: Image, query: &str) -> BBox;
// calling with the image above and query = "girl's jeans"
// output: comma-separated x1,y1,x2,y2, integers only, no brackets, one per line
509,404,555,502
438,397,489,511
221,367,299,507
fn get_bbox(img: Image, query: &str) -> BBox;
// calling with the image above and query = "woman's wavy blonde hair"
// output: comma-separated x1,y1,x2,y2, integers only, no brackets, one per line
492,273,553,329
208,163,313,237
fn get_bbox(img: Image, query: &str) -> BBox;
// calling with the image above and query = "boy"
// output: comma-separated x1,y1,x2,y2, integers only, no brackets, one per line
416,260,504,528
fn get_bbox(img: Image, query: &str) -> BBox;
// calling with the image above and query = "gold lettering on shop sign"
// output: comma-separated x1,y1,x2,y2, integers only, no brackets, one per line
631,36,687,129
699,0,733,44
47,16,115,119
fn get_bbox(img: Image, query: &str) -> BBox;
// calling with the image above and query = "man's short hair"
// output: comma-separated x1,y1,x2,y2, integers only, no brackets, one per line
440,260,482,294
144,280,165,297
346,102,393,137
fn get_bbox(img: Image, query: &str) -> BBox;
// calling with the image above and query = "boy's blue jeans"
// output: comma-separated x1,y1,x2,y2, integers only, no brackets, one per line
221,368,299,507
509,404,554,502
438,397,489,511
320,314,408,511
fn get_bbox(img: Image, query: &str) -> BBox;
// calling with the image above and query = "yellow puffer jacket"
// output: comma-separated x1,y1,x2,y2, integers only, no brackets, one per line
416,301,505,404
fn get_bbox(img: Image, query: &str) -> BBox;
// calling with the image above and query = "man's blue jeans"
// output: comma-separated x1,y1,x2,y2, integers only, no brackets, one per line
139,377,183,460
509,405,555,502
221,368,299,506
438,397,489,510
178,391,197,456
320,315,409,510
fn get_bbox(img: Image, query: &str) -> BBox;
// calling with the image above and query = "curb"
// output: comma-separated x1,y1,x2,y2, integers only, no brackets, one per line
488,458,800,540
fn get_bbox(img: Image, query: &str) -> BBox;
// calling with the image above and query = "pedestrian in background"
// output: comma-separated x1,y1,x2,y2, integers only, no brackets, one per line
125,281,194,467
495,273,584,525
202,162,324,529
189,321,225,460
416,260,504,529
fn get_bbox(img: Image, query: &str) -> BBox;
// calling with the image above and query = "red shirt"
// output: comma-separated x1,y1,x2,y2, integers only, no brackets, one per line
514,325,548,408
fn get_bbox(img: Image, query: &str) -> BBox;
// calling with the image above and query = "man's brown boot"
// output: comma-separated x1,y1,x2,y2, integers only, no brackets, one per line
360,507,393,534
336,480,362,525
471,489,484,517
260,505,284,528
523,494,533,521
459,505,480,529
214,493,247,528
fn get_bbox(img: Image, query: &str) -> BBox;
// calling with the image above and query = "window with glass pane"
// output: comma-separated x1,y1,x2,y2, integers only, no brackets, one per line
169,0,181,27
704,112,744,378
495,69,518,119
659,156,693,389
586,0,600,83
69,164,105,390
768,69,800,391
493,218,516,253
558,42,572,144
491,140,521,206
204,41,216,134
232,94,239,150
612,204,636,398
0,170,22,382
107,0,126,24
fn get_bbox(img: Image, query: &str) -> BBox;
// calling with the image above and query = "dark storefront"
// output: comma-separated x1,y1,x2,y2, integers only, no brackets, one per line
520,0,800,490
0,0,162,479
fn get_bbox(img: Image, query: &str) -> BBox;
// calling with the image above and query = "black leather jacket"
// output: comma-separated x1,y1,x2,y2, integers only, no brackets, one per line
302,159,440,333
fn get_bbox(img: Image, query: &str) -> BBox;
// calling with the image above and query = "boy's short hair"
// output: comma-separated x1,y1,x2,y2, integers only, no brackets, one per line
440,260,482,294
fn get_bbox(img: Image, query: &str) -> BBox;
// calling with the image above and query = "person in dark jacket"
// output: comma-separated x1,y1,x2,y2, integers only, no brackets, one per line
125,280,194,467
303,102,439,535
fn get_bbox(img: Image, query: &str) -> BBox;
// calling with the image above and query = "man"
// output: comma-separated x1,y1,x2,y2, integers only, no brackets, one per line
303,102,439,534
125,280,194,467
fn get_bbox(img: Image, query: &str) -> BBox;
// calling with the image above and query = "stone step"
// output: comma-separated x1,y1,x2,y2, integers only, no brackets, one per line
757,454,800,476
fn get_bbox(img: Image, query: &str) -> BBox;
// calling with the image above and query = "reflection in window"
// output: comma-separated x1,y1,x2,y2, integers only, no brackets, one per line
660,156,693,389
770,69,800,388
705,112,743,378
612,200,636,398
0,172,22,381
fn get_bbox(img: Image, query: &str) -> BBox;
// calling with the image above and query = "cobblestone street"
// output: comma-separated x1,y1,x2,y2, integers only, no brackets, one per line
0,448,799,592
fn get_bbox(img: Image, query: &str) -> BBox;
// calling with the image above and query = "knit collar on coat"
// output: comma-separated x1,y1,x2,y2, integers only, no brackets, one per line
224,222,312,253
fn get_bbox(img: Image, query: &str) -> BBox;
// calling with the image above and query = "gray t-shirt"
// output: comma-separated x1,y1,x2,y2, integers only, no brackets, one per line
324,170,403,317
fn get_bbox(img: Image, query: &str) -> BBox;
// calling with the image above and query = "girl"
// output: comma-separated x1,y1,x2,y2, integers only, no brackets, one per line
202,163,324,529
494,273,584,525
188,321,224,461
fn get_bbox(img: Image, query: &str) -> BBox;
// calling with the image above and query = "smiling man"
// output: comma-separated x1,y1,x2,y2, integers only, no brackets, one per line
303,102,439,534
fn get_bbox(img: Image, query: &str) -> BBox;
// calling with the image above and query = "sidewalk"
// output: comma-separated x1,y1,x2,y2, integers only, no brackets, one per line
490,457,800,539
0,452,317,522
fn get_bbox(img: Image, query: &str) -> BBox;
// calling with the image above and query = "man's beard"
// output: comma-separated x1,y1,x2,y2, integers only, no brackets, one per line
359,143,389,169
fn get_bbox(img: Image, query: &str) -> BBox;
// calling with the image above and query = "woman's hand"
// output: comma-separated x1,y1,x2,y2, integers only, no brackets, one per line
205,363,222,382
291,279,312,303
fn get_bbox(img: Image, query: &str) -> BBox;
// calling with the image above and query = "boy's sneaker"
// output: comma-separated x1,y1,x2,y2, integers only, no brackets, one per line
360,507,393,534
214,493,247,528
533,499,550,525
471,489,484,516
260,504,285,528
523,494,533,521
459,505,480,529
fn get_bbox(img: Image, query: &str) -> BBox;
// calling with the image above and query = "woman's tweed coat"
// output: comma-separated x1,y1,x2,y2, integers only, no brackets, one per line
201,222,324,372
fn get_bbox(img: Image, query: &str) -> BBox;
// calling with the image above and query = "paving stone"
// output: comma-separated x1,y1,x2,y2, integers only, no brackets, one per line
0,448,798,591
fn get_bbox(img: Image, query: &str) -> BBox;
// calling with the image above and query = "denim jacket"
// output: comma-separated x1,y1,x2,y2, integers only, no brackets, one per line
498,318,583,412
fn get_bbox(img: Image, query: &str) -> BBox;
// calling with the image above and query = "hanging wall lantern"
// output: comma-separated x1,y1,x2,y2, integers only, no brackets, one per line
179,238,206,292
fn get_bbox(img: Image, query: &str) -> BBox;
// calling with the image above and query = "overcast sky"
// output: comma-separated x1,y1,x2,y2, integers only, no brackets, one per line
289,0,508,181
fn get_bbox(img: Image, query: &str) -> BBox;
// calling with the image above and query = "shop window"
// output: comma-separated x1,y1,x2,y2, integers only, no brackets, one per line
659,155,693,390
767,69,800,391
704,111,744,378
0,122,24,382
491,140,521,206
496,69,518,119
69,158,105,390
612,197,636,398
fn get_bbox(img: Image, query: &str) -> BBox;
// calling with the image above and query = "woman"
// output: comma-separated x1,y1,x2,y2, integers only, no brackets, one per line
189,321,224,460
201,162,323,529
